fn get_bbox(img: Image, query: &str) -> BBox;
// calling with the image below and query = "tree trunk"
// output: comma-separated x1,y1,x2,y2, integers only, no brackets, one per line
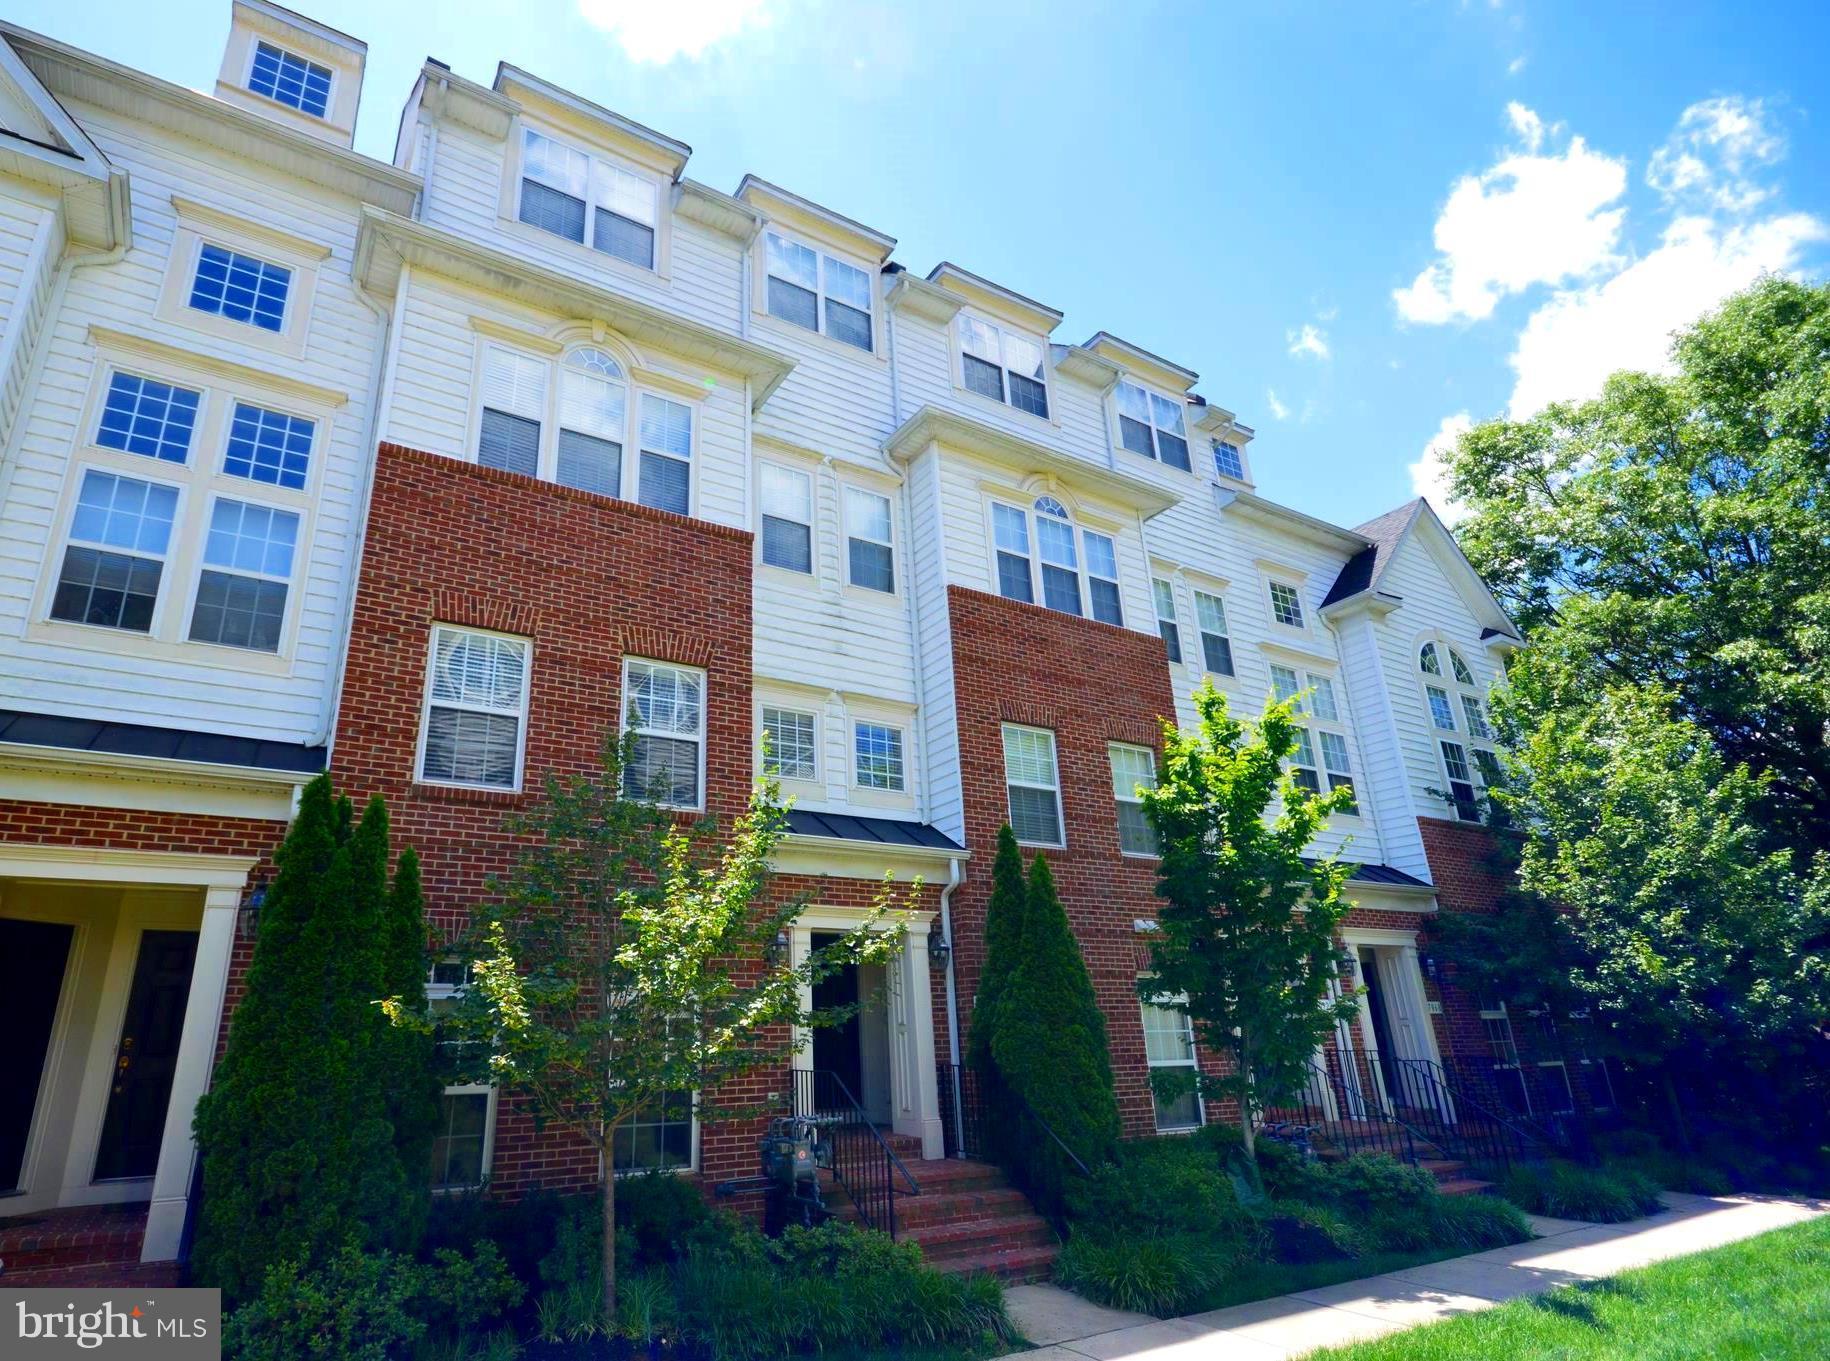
601,1128,618,1331
1661,1071,1694,1154
1236,1032,1261,1194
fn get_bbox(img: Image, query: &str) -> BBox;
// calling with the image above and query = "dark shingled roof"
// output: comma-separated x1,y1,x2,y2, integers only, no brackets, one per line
0,709,327,774
1321,499,1424,608
784,809,964,852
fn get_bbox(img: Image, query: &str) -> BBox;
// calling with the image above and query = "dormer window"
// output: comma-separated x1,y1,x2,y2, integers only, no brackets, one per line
1116,381,1190,471
958,315,1048,418
248,41,332,118
1213,440,1246,481
763,232,873,351
518,129,658,271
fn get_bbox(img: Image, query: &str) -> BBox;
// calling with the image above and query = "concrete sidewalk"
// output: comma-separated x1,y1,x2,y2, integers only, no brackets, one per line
999,1193,1826,1361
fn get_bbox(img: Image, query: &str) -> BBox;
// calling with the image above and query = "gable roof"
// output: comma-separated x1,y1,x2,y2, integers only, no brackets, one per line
0,28,125,249
1322,496,1519,640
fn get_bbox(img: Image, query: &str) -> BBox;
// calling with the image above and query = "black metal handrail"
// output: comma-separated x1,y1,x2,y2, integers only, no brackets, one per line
1389,1055,1560,1169
1264,1053,1421,1165
788,1067,917,1238
938,1061,1092,1175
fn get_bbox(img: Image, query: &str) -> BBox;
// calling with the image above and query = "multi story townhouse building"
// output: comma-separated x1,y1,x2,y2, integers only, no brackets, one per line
0,1,1553,1276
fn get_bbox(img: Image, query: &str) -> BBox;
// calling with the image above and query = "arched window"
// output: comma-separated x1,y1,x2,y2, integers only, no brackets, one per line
1418,634,1498,821
1419,641,1441,675
1449,648,1475,686
989,494,1123,624
556,347,625,497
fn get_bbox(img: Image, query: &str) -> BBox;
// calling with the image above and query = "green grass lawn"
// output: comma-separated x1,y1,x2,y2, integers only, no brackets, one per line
1307,1216,1830,1360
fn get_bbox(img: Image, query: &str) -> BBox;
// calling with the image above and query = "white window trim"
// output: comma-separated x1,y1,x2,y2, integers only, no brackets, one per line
851,717,907,794
1268,664,1360,818
1211,438,1250,484
31,353,326,672
1415,631,1498,821
1108,742,1158,859
503,121,671,279
841,481,897,597
986,494,1124,623
756,457,817,577
243,38,337,121
611,1092,700,1177
951,310,1053,422
842,696,921,812
426,963,498,1193
621,656,708,813
1189,583,1236,679
469,334,701,517
1152,575,1184,667
1140,987,1205,1133
154,200,328,360
178,492,308,657
414,625,533,794
1002,722,1065,849
760,702,821,785
753,227,879,356
1112,378,1193,471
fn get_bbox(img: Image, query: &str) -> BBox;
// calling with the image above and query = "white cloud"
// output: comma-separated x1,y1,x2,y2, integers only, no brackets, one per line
1265,388,1291,421
1507,55,1528,76
1506,212,1826,417
1647,96,1785,214
576,0,778,62
1287,324,1331,361
1394,104,1627,324
1409,413,1475,522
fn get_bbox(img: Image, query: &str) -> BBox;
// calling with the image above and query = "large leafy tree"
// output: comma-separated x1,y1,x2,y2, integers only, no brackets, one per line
1139,681,1358,1166
433,737,912,1326
1444,670,1830,1138
193,779,438,1304
1443,278,1830,857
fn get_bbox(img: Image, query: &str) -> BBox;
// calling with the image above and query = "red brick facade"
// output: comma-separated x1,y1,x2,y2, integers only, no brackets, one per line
1416,816,1511,1067
943,585,1184,1139
326,442,759,1194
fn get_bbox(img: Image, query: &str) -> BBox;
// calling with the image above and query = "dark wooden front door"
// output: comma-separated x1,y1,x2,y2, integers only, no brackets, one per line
0,919,76,1193
810,931,864,1104
93,929,198,1182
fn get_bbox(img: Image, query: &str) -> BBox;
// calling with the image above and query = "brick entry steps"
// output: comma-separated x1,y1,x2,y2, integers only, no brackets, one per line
0,1204,176,1287
828,1138,1060,1282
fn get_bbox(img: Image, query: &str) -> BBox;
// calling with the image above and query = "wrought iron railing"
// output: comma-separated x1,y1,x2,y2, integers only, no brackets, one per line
1377,1055,1550,1175
1440,1055,1603,1159
788,1067,918,1238
1264,1050,1421,1165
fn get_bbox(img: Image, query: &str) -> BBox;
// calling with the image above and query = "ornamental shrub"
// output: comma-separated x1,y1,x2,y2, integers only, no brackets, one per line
192,779,438,1304
1065,1138,1246,1241
1503,1160,1664,1222
1056,1232,1234,1315
989,853,1121,1213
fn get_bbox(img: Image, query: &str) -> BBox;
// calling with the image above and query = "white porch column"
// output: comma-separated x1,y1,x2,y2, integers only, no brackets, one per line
142,887,240,1263
889,923,943,1159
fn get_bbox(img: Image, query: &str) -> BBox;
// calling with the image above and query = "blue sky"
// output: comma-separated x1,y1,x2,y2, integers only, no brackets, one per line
18,0,1830,528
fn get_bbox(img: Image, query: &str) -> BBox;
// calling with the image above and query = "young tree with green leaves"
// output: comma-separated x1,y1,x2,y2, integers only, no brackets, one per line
1441,278,1830,860
193,778,438,1304
988,852,1121,1208
1139,681,1359,1168
430,737,913,1326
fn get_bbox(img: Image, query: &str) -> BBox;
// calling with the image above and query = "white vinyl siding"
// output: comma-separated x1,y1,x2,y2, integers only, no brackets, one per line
1002,724,1063,847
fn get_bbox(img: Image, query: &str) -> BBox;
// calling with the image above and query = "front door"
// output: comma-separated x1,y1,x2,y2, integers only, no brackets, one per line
93,929,197,1183
811,932,864,1108
0,919,76,1193
1358,947,1400,1107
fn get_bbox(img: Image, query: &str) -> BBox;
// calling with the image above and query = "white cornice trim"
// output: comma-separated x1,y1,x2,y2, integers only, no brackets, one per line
87,326,351,408
885,273,963,326
169,196,333,262
775,832,966,881
352,208,796,409
884,405,1180,517
0,739,318,791
736,174,896,262
1081,331,1199,392
675,180,764,245
1222,490,1371,553
926,262,1062,335
0,840,261,888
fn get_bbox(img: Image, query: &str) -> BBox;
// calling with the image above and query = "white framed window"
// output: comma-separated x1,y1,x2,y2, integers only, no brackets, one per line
479,343,548,478
95,371,201,465
622,658,705,809
1268,580,1306,629
958,313,1049,418
762,705,818,781
1271,665,1358,814
418,626,531,790
1141,990,1203,1132
1115,380,1190,471
991,496,1122,625
1212,440,1246,481
247,40,332,118
223,401,314,491
759,463,813,573
853,720,905,791
518,127,659,271
844,486,895,593
1289,726,1323,795
1317,731,1359,815
49,469,179,634
612,1091,696,1173
188,244,291,333
1192,589,1234,676
556,347,626,498
763,231,873,351
638,394,694,516
187,497,299,652
426,961,494,1191
1419,636,1496,821
1109,743,1157,857
1153,578,1182,664
1002,724,1063,847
